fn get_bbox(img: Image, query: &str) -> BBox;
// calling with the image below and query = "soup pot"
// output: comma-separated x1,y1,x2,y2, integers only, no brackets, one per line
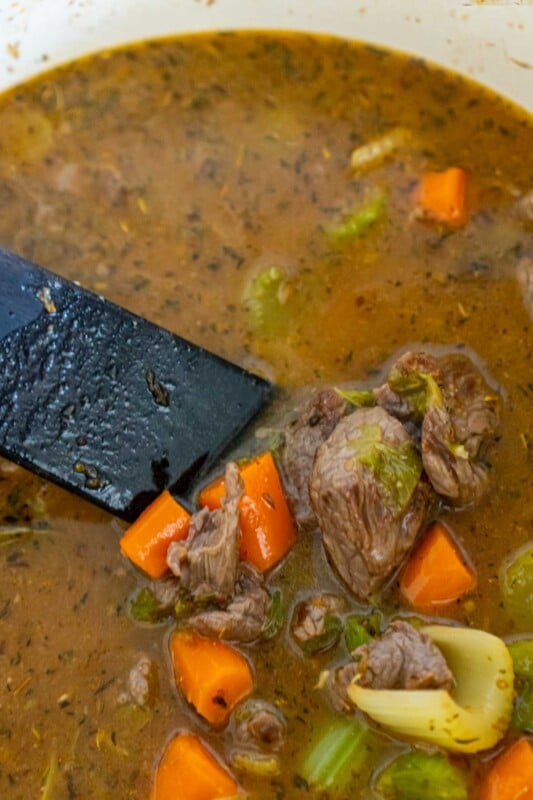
0,0,531,108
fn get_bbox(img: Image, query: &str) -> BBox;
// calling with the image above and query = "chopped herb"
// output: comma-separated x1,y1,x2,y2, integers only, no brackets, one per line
349,424,422,512
344,611,382,652
387,369,444,417
335,388,376,408
298,613,343,656
129,587,168,623
262,590,284,640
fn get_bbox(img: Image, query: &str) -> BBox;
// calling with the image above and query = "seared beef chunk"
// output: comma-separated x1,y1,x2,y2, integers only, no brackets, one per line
281,388,349,528
310,407,433,599
328,661,360,711
187,563,271,642
353,620,453,690
234,700,286,752
517,256,533,319
166,462,242,603
291,593,345,654
376,351,500,505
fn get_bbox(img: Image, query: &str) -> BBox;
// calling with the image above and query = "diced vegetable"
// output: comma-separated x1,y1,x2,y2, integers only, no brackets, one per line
120,490,190,579
479,738,533,800
300,716,369,794
170,630,253,726
387,370,443,418
349,423,422,513
508,639,533,732
500,544,533,629
344,611,382,652
151,732,241,800
243,266,292,337
375,750,469,800
335,387,377,408
417,167,468,227
400,522,477,611
130,586,169,623
350,128,410,173
230,751,280,777
328,191,387,243
199,452,296,571
348,625,514,753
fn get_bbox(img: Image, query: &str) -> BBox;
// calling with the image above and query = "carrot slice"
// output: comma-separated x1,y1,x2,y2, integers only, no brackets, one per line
170,630,253,725
400,521,477,611
152,732,240,800
120,490,190,578
418,167,468,226
480,738,533,800
199,452,296,571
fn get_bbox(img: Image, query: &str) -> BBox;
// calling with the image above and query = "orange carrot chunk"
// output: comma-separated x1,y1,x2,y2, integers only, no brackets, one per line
400,521,477,611
418,167,468,226
480,738,533,800
199,451,296,571
152,732,240,800
120,490,190,579
170,630,253,726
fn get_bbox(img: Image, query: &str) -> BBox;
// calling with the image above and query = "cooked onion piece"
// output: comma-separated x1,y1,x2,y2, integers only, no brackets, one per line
347,625,514,753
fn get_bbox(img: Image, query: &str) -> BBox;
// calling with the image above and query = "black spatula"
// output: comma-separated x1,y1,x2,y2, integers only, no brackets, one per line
0,247,272,520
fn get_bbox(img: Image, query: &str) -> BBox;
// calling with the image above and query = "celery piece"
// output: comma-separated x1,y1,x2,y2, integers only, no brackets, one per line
500,544,533,629
301,717,369,794
508,639,533,679
335,388,377,408
387,369,443,418
375,751,468,800
349,424,422,513
508,639,533,732
328,191,387,243
345,611,382,652
243,266,290,337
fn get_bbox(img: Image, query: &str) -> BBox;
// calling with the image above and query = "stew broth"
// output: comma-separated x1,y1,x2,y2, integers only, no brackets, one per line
0,33,531,798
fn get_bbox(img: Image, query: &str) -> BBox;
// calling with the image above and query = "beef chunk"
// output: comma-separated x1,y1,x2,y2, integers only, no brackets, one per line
376,351,500,505
291,593,345,653
310,407,433,599
517,256,533,319
166,462,242,603
328,661,360,711
234,700,286,752
353,620,453,690
280,388,349,529
187,563,271,642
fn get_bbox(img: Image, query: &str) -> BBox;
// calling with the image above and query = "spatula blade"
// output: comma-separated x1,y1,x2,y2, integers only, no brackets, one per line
0,247,272,520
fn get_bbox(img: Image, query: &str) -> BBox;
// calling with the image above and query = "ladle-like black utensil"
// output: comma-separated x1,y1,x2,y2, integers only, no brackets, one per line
0,247,272,520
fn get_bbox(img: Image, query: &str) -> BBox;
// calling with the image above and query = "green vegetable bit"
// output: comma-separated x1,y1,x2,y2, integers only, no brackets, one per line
349,424,422,512
387,369,444,418
345,611,382,652
508,639,533,732
328,191,388,243
129,587,168,623
375,751,469,800
298,613,343,656
335,387,377,408
243,266,291,337
500,544,533,629
301,716,370,794
262,590,284,640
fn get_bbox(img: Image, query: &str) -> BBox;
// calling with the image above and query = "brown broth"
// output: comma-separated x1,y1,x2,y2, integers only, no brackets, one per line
0,32,531,798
